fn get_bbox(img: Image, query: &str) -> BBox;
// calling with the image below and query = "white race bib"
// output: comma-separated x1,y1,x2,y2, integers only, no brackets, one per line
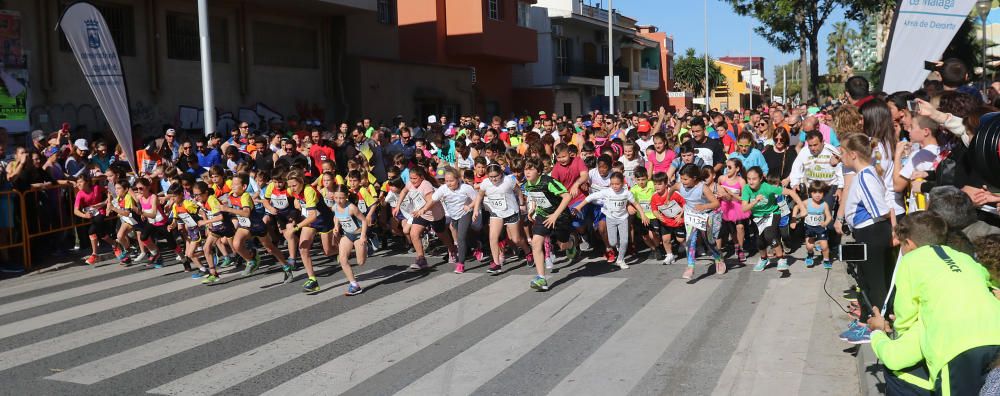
779,200,791,217
684,211,709,231
237,216,251,228
660,201,682,218
639,201,652,213
323,197,335,209
405,191,426,212
485,195,508,212
340,218,359,234
178,213,198,228
300,202,310,217
805,213,824,227
607,198,627,211
122,215,138,226
358,200,368,214
526,191,552,209
270,195,289,210
146,209,164,224
754,215,773,230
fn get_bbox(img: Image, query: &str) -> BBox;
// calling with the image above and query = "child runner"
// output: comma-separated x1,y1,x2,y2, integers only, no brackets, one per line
430,167,478,273
221,173,289,277
741,166,804,272
619,141,645,186
473,163,533,274
523,157,573,291
650,171,686,264
107,179,138,266
576,171,647,269
286,170,336,292
133,177,170,268
330,185,368,296
167,183,207,277
796,180,834,269
73,174,117,265
628,167,661,260
396,166,455,271
193,181,233,284
673,164,721,279
718,158,750,263
260,168,300,280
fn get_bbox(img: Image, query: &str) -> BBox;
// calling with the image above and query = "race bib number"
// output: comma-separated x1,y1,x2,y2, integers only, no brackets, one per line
684,211,709,231
805,214,824,227
607,198,627,211
639,201,652,213
623,168,635,179
270,195,289,210
358,200,368,214
660,201,682,218
405,191,426,212
340,218,359,234
386,193,399,208
754,215,773,230
237,216,252,228
323,197,335,209
300,203,311,217
85,206,101,216
526,191,552,209
178,213,198,228
485,195,508,212
146,210,164,224
778,200,791,217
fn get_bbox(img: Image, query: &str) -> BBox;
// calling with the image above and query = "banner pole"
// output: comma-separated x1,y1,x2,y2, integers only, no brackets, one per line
198,0,216,136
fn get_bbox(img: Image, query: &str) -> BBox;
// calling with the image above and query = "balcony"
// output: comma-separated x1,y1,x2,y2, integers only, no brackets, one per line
639,68,659,90
573,2,637,28
555,60,630,86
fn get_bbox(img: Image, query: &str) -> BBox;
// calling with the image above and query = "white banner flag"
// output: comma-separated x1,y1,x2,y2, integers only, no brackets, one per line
59,2,136,172
881,0,977,93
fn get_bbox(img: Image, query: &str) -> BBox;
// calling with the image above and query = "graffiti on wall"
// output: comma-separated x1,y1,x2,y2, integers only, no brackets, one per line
179,102,286,134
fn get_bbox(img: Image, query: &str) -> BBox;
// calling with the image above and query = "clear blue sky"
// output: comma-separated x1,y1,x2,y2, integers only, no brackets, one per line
608,0,856,85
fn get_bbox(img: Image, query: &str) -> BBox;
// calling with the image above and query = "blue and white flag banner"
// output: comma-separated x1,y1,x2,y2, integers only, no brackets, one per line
882,0,978,93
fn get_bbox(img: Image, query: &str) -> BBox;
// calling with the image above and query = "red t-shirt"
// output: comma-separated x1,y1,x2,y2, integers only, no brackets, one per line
308,144,335,169
551,156,587,205
75,184,107,216
650,190,685,227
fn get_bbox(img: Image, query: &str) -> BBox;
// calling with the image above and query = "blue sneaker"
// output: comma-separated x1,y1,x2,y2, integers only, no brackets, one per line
838,320,861,340
844,325,871,344
776,258,790,271
752,258,768,272
191,269,206,279
345,283,363,296
804,256,815,268
822,260,833,270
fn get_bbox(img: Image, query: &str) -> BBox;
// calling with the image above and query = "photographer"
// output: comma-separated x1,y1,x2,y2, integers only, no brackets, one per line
866,211,1000,395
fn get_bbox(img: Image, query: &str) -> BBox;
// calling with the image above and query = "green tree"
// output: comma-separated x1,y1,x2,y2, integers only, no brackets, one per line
826,21,857,82
773,60,803,103
673,48,726,98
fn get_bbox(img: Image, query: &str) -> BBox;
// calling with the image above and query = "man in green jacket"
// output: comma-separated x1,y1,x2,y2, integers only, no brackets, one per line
866,212,1000,395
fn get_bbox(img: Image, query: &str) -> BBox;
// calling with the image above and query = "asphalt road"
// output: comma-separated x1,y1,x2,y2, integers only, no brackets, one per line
0,243,860,395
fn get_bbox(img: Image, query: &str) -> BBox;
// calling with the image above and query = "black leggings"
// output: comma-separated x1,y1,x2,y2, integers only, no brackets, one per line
87,214,111,238
135,221,177,250
852,220,893,310
754,215,781,251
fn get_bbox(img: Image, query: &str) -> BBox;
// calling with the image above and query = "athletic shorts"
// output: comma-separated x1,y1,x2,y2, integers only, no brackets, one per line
240,222,268,238
658,222,687,240
531,213,572,243
491,213,520,225
307,217,334,234
208,224,236,238
412,216,448,233
342,232,362,242
805,224,828,241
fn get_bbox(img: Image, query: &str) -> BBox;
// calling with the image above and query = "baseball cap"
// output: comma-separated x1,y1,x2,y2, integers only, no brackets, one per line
505,120,517,130
165,128,176,136
73,139,89,151
31,129,45,142
538,111,547,120
637,120,651,133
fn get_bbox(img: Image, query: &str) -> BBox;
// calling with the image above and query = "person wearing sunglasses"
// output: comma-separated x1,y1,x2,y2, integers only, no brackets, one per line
728,132,769,177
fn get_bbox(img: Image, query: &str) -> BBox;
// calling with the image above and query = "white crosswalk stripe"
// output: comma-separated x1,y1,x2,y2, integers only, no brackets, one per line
0,263,124,299
396,277,624,396
261,275,532,396
0,267,176,315
148,272,482,396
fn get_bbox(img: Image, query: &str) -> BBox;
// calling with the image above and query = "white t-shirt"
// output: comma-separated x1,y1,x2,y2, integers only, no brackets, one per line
431,183,477,220
584,188,635,221
588,169,612,204
479,175,520,219
618,155,645,186
872,142,901,215
636,137,654,155
899,144,940,212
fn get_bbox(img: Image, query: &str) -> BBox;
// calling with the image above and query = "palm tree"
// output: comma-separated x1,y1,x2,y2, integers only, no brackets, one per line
826,21,857,82
673,48,726,97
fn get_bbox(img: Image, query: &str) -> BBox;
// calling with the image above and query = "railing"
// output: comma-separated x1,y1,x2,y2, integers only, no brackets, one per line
575,2,637,27
556,61,630,82
0,190,25,270
640,68,659,89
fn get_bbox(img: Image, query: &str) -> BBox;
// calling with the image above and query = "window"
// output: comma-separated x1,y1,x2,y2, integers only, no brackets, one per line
252,21,318,68
165,12,229,62
488,0,502,21
517,1,530,27
555,37,570,76
59,1,136,56
563,103,572,117
601,45,609,65
377,0,396,25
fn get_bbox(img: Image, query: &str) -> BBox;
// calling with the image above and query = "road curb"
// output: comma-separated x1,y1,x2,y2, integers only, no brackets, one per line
28,261,79,275
857,342,885,395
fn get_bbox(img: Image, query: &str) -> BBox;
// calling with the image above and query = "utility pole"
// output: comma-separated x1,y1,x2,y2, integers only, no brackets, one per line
608,0,615,114
704,0,710,110
197,0,215,136
749,26,753,111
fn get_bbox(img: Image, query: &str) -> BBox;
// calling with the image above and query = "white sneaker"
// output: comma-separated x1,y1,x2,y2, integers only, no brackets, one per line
544,255,554,270
578,238,593,252
617,257,629,269
135,252,148,262
662,253,676,265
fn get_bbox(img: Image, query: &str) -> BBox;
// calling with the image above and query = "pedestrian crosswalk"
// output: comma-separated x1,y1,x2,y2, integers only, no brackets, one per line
0,255,858,395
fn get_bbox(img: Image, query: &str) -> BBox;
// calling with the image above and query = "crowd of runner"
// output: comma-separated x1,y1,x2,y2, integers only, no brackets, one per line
3,58,1000,395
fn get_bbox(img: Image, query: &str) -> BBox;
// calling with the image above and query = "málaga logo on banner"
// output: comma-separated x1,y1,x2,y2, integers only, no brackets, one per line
85,19,101,49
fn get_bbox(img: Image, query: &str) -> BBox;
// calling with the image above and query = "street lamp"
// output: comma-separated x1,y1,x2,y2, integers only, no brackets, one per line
977,0,991,95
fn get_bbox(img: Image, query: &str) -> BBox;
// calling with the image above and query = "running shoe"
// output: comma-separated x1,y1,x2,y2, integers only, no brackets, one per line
616,257,629,269
86,254,98,265
174,245,184,261
530,275,549,291
663,253,676,265
544,255,554,270
114,246,126,261
191,268,207,279
448,253,456,265
822,260,833,270
838,320,863,341
345,283,363,296
473,248,484,262
525,253,534,264
201,274,220,284
288,258,301,271
487,262,502,274
737,248,746,263
302,278,320,293
135,251,148,263
682,267,694,279
578,236,593,252
242,259,260,277
804,256,815,268
715,259,726,275
565,246,578,262
605,249,617,264
218,255,234,268
371,234,382,251
776,258,790,271
119,256,132,267
454,263,465,274
281,265,295,284
752,258,768,272
844,325,872,344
